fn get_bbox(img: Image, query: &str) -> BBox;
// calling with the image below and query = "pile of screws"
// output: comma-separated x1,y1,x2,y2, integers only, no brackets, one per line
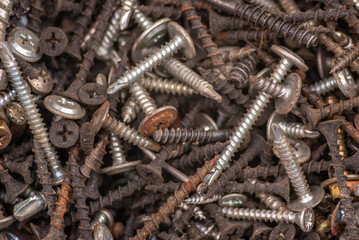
2,0,359,239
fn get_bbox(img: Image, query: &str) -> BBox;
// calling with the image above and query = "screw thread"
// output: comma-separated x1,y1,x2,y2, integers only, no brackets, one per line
183,194,221,205
246,0,280,11
279,122,320,139
229,53,258,89
273,128,312,202
119,0,136,30
97,8,122,57
331,42,359,74
80,136,108,178
0,42,63,183
121,96,140,123
164,58,221,102
0,0,14,41
278,0,300,14
102,115,161,152
0,88,16,109
131,81,156,115
250,76,286,97
310,76,337,95
221,207,296,224
132,7,153,30
108,35,184,94
140,77,196,96
109,133,126,166
271,58,293,84
256,192,287,211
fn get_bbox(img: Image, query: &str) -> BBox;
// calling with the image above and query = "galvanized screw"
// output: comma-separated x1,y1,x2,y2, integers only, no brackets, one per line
221,207,314,233
272,124,325,211
203,45,308,188
44,95,86,122
0,0,15,42
13,187,46,222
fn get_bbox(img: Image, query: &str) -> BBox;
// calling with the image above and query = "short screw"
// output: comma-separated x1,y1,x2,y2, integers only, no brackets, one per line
107,21,196,94
249,72,302,114
310,68,358,98
272,124,325,211
0,42,63,184
13,189,46,222
90,102,161,152
221,207,314,233
121,96,140,123
204,45,308,188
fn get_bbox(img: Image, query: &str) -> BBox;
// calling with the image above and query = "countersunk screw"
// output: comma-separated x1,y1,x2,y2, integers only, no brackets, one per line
107,21,196,94
249,72,302,115
310,68,358,98
221,207,314,233
0,0,14,42
0,41,63,184
91,102,161,152
203,45,308,188
272,124,325,211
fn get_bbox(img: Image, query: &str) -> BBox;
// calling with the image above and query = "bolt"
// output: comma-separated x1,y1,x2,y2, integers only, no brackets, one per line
272,124,325,211
100,133,141,175
310,68,358,98
0,42,63,184
249,72,302,114
204,45,308,188
221,207,314,232
90,102,161,152
107,21,196,94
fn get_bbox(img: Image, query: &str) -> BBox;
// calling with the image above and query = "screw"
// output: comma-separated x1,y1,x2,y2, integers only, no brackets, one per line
121,96,140,123
0,69,8,90
13,189,46,222
218,193,247,207
2,155,33,184
0,163,28,203
39,26,68,57
140,76,196,96
183,194,221,205
0,119,11,150
78,82,108,107
91,209,114,230
90,102,161,152
44,95,86,120
49,119,79,148
80,122,95,154
119,0,136,31
204,45,308,188
221,207,314,232
0,42,63,184
43,0,82,19
0,0,15,42
100,133,141,175
107,21,196,94
27,0,43,35
310,68,358,98
331,42,359,74
24,64,53,95
272,124,325,211
249,72,302,114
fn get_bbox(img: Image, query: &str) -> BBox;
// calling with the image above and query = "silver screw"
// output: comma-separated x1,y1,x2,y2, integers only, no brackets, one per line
221,207,314,232
13,190,46,222
272,124,325,211
0,88,16,109
131,7,221,102
179,203,207,221
44,95,86,121
0,69,8,90
119,0,136,31
249,72,302,114
0,42,63,184
90,209,114,230
140,76,196,96
0,0,14,42
251,179,287,211
310,68,358,98
6,102,26,125
203,45,308,188
183,194,221,205
121,96,140,123
218,193,247,207
107,21,196,95
100,133,141,175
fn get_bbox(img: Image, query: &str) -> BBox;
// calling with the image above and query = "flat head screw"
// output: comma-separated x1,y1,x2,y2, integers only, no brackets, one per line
203,45,308,188
272,124,325,211
107,21,196,95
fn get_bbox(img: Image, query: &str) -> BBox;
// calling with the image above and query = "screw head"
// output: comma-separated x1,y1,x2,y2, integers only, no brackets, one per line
297,208,315,232
25,65,54,95
49,119,80,148
194,113,218,131
131,18,171,63
288,186,325,212
289,139,311,164
270,45,308,71
139,106,178,136
90,101,110,135
78,83,108,106
218,193,247,207
167,21,196,59
266,112,284,142
6,102,27,125
44,95,86,120
100,160,142,175
333,68,358,98
8,27,42,62
40,27,68,57
275,73,302,115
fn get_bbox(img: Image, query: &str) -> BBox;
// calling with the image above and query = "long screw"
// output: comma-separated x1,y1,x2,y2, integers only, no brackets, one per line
0,42,63,184
331,42,359,73
140,77,196,96
221,207,314,233
0,0,15,41
107,21,196,94
203,45,308,188
272,124,325,211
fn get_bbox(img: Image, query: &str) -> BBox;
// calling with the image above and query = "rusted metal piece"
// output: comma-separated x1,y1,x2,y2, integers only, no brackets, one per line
0,163,28,203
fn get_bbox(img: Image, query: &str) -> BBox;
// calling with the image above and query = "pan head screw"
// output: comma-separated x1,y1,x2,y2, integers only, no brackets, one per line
39,27,68,57
25,65,54,95
44,95,86,120
6,102,26,125
8,27,42,62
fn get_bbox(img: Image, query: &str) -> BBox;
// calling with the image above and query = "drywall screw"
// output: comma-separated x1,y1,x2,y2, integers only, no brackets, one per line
331,42,359,74
256,191,287,212
140,76,196,96
218,193,247,207
183,194,221,205
310,68,358,98
13,189,46,222
100,133,141,175
246,0,280,11
130,156,218,240
272,124,325,211
266,112,320,140
0,42,63,184
0,0,15,42
203,45,308,188
0,162,28,203
91,102,161,152
130,80,178,137
107,21,196,94
121,96,140,123
221,207,314,232
27,0,43,35
6,101,26,125
249,72,302,114
8,27,42,62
